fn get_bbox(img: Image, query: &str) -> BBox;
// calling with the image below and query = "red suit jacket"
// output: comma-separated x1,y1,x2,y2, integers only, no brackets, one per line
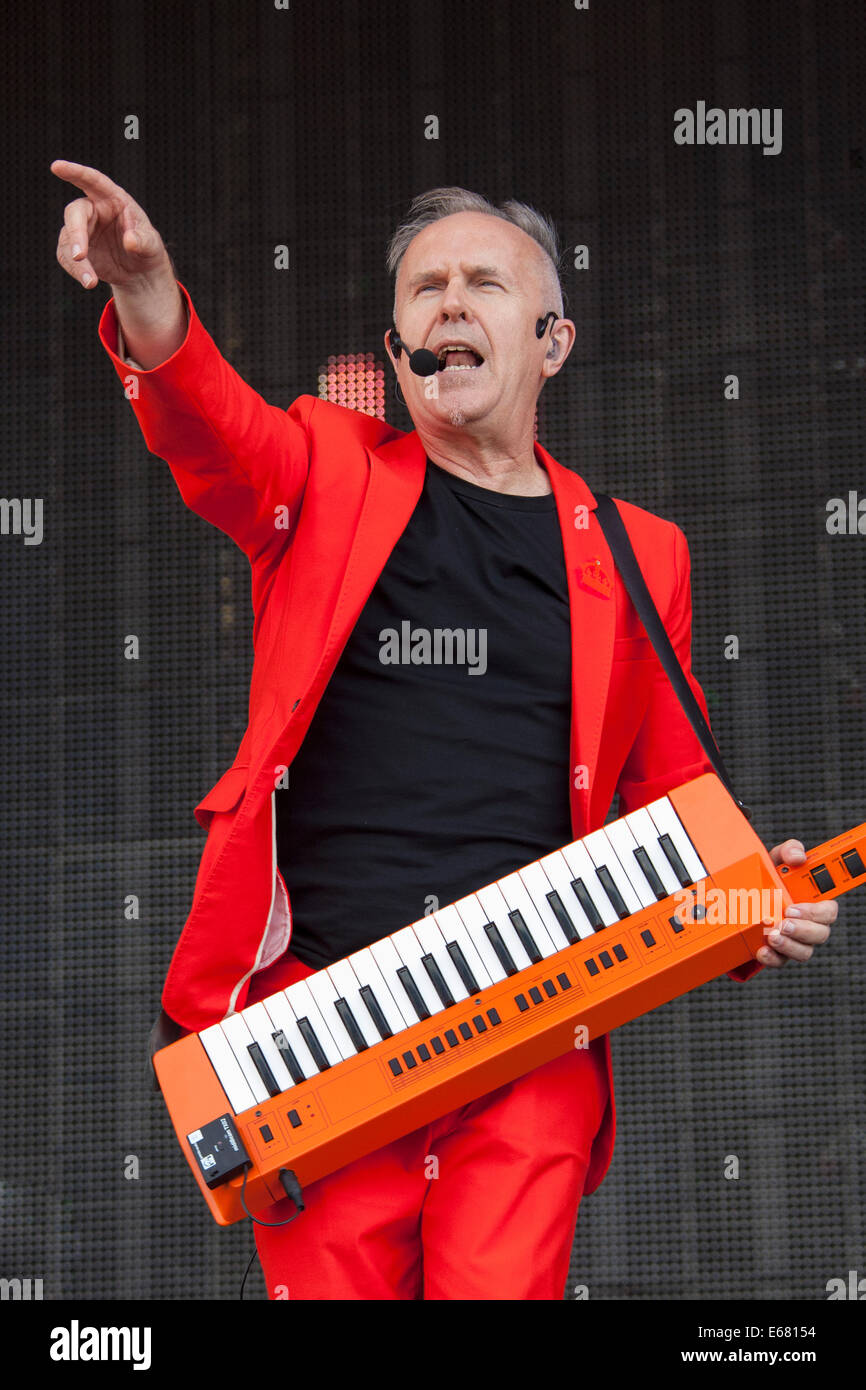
98,281,761,1195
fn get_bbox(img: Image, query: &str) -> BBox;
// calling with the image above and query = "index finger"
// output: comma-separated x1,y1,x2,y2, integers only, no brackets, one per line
49,160,128,202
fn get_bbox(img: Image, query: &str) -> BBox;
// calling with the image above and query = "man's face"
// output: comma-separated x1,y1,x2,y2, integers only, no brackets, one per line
385,211,573,433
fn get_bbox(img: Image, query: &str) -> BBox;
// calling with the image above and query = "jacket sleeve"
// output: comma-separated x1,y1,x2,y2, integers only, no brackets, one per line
98,279,314,568
616,521,763,984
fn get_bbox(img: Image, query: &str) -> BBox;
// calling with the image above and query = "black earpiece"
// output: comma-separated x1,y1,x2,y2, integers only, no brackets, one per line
536,311,558,339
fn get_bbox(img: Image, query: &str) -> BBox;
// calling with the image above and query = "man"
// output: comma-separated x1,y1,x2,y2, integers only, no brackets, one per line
52,162,836,1300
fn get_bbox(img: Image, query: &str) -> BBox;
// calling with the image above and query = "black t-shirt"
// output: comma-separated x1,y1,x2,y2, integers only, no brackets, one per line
275,456,574,969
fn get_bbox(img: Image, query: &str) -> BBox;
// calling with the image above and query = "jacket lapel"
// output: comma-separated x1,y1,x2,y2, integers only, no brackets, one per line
318,430,429,674
538,442,617,836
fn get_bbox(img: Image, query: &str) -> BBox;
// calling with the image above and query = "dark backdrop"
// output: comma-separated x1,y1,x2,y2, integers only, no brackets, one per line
3,0,864,1300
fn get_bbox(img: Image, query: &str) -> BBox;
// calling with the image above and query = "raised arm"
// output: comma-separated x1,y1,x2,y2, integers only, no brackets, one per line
51,160,311,567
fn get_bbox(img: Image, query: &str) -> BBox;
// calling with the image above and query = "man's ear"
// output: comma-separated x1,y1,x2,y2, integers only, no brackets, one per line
383,326,399,368
542,318,576,377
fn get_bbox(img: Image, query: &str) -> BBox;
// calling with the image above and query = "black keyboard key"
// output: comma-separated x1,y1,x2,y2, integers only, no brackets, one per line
359,984,393,1041
421,953,455,1009
397,965,431,1021
633,846,667,899
334,997,369,1052
658,833,691,887
296,1016,331,1071
247,1041,281,1097
272,1030,305,1085
545,889,579,944
483,922,519,976
446,940,481,996
595,865,629,920
507,909,543,963
571,877,604,930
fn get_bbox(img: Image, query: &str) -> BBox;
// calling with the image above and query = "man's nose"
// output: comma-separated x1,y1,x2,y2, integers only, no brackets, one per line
439,280,472,320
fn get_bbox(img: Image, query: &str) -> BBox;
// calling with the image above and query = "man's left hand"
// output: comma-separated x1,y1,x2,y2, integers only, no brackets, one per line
759,839,837,967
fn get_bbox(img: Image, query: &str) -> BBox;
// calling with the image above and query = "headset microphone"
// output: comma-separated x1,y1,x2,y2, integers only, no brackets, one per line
388,329,440,377
389,311,558,378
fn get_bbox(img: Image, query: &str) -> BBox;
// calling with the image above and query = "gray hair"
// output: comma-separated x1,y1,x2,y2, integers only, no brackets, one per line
386,186,565,321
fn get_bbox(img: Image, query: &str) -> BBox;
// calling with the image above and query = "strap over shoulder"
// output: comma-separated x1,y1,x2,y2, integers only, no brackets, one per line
594,494,752,821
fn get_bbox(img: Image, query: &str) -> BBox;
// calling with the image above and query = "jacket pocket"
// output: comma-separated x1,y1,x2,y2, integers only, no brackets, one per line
613,635,654,660
193,761,250,830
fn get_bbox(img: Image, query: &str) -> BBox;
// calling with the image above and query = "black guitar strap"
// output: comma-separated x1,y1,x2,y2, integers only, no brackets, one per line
593,493,752,821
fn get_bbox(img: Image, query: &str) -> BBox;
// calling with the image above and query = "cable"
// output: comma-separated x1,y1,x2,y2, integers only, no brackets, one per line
237,1165,305,1300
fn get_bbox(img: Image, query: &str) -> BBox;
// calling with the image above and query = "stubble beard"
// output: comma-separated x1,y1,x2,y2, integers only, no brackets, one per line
448,406,467,428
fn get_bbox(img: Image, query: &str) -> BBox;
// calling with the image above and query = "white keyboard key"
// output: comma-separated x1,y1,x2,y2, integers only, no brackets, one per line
412,915,469,1004
622,807,683,896
517,860,578,949
602,819,660,907
475,881,535,971
221,1013,271,1105
284,979,343,1068
389,925,447,1017
199,1022,257,1114
450,893,509,983
326,958,382,1049
558,839,619,928
344,947,408,1039
259,991,320,1080
305,969,360,1061
434,902,495,992
536,850,598,939
367,937,423,1029
645,796,706,885
583,828,645,917
497,871,561,959
239,1001,296,1093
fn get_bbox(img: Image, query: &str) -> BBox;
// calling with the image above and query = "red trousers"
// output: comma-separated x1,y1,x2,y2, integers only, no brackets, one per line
246,948,609,1300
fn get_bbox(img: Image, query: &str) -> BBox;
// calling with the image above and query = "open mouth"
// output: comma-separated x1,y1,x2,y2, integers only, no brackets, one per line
437,347,485,371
